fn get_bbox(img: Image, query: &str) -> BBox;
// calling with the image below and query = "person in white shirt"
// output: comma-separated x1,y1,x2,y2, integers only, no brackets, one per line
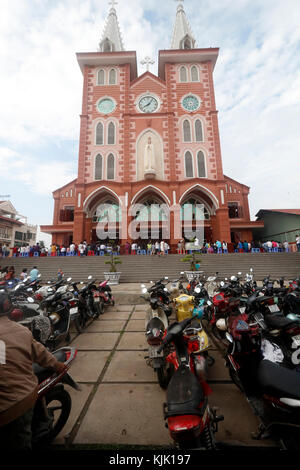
160,240,165,256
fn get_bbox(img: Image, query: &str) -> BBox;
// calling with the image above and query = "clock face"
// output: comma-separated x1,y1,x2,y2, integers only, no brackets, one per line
97,98,116,114
182,95,200,112
138,95,159,113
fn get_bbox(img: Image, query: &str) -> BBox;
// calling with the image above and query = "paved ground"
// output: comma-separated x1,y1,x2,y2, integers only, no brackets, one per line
50,298,280,451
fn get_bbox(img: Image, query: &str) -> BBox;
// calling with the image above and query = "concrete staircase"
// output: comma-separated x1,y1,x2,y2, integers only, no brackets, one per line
5,252,300,283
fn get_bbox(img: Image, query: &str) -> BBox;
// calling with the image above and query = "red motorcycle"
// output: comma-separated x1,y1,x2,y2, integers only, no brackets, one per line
157,317,223,449
98,280,115,308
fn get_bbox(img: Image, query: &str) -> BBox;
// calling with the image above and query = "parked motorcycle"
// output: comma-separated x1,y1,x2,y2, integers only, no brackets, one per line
32,346,79,447
158,317,223,449
72,276,103,328
225,310,300,450
142,277,173,389
98,280,115,308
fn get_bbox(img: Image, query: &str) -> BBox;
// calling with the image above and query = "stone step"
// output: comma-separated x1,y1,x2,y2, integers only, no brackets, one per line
5,253,300,283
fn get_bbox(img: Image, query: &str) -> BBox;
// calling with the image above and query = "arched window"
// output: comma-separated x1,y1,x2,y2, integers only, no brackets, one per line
191,66,199,82
107,122,115,145
96,122,104,145
107,153,115,180
109,68,117,85
183,120,192,142
195,119,203,142
185,151,194,178
95,154,103,180
97,69,105,85
179,66,188,82
197,151,206,177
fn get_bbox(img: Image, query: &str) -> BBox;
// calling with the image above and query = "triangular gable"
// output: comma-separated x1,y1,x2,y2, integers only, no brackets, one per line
131,71,166,89
0,200,18,215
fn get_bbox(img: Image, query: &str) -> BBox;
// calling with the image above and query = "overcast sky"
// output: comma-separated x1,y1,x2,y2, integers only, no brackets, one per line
1,0,299,245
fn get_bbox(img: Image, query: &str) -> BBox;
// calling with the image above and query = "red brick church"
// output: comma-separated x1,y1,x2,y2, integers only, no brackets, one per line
41,1,262,252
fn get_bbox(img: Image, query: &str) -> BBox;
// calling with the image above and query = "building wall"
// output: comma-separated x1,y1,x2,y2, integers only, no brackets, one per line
255,213,300,243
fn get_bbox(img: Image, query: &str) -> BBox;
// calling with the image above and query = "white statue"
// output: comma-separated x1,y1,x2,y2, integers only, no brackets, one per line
144,136,156,172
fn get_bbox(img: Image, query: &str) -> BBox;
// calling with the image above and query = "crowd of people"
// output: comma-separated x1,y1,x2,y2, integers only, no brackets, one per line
0,236,299,259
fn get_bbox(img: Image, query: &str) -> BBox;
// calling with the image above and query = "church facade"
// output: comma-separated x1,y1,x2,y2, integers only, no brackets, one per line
41,2,263,251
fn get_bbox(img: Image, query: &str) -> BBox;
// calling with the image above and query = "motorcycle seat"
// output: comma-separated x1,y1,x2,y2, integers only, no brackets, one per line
264,314,296,330
33,349,66,382
165,365,206,418
257,359,300,400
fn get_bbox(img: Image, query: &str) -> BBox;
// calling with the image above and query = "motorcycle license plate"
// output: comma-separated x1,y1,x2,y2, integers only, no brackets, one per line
148,345,164,358
292,335,300,347
268,305,280,313
94,297,100,302
70,307,78,315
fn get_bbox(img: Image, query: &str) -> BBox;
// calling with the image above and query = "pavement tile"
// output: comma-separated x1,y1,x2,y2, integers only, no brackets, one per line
134,305,149,311
206,349,229,382
85,320,126,332
54,384,93,444
73,332,119,350
73,383,172,446
103,351,156,383
125,319,145,332
70,351,111,383
209,383,275,447
131,310,147,320
117,332,147,350
102,311,132,320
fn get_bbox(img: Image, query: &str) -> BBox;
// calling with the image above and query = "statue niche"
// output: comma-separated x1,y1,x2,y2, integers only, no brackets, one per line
137,130,163,181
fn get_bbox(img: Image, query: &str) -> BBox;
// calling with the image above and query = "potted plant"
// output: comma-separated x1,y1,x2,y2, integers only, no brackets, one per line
180,251,202,281
104,252,122,285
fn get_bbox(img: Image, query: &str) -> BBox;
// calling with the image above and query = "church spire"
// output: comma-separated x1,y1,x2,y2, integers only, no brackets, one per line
99,1,125,52
170,0,196,50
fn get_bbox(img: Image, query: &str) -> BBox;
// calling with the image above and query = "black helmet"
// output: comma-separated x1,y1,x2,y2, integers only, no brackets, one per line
0,292,13,316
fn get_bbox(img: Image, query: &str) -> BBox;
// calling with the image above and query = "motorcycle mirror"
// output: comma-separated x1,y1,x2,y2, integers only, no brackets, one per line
225,278,228,281
220,281,225,287
225,332,234,343
180,272,185,275
67,277,72,282
80,281,84,284
250,268,253,272
141,284,146,288
88,275,93,280
238,272,242,275
195,287,200,293
27,297,35,303
165,276,169,280
231,276,237,281
163,288,168,292
142,288,148,294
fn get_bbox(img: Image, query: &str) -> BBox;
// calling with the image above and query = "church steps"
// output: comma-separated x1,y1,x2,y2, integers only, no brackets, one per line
6,253,300,283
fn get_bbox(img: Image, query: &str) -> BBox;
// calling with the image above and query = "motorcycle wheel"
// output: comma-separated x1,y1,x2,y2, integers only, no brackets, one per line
228,366,244,393
95,299,104,317
45,388,72,443
74,312,87,333
156,363,174,389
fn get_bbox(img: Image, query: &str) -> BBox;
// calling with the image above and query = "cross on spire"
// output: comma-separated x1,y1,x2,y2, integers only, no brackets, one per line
140,56,155,72
109,0,118,8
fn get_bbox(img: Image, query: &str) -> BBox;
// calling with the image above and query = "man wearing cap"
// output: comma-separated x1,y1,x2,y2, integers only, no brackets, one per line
0,293,65,450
